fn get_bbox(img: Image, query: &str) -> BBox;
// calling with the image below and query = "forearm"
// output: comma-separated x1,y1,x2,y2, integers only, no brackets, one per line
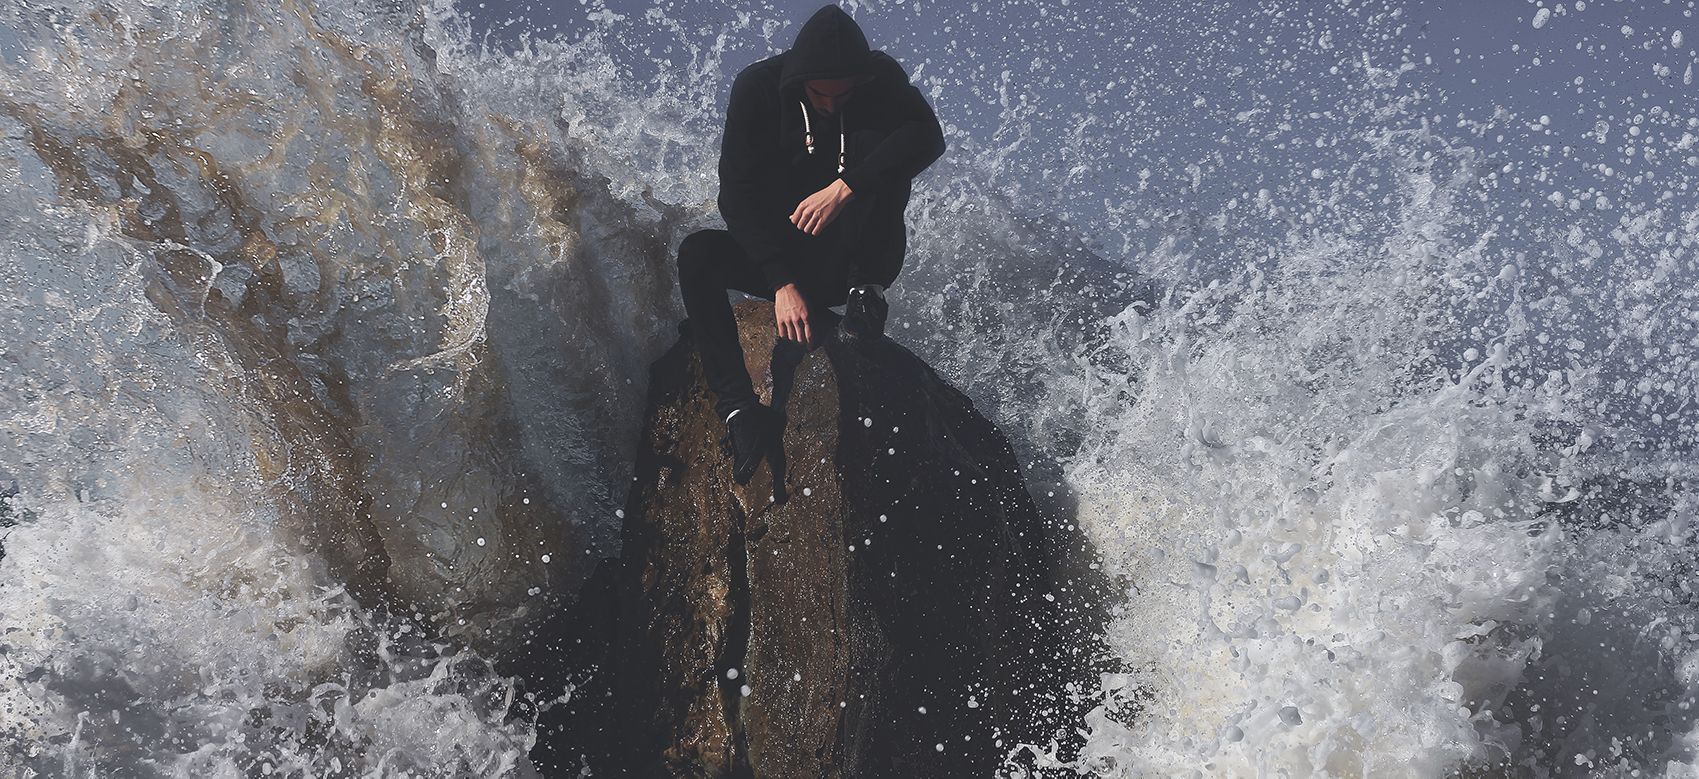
839,122,945,195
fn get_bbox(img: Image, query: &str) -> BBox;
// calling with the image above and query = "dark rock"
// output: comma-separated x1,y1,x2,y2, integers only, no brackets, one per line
534,300,1110,776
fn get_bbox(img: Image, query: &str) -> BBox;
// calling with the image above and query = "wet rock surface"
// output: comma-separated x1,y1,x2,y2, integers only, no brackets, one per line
523,301,1111,777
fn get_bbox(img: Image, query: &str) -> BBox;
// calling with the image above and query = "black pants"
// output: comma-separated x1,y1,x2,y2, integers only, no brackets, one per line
676,228,853,421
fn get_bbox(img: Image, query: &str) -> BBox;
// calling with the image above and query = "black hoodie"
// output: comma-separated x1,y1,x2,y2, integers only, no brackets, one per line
717,4,946,294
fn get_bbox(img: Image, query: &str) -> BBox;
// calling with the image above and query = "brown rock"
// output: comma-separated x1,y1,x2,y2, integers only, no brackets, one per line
541,300,1107,776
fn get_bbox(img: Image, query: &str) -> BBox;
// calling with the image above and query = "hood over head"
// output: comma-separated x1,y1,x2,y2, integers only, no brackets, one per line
779,4,874,96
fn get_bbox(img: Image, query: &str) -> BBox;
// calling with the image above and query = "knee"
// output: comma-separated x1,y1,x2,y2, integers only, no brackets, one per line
676,230,725,285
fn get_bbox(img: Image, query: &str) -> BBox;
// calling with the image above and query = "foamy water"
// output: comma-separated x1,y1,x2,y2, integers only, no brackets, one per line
3,0,1697,775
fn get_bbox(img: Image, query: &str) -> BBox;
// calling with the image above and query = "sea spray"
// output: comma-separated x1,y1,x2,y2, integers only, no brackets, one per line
3,0,1698,775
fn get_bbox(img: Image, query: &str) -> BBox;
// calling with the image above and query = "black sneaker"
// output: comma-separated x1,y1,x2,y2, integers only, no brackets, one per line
726,403,777,485
843,284,889,340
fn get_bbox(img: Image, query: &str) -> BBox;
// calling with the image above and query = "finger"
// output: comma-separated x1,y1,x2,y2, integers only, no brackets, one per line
802,316,812,348
781,317,795,343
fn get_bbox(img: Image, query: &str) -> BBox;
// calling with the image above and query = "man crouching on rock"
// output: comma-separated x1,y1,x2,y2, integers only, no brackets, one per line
675,3,946,485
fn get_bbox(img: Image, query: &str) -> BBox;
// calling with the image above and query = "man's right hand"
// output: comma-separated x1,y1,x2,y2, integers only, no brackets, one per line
775,283,812,348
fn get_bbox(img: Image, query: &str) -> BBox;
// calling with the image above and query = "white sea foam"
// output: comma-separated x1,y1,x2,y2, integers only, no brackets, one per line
3,0,1697,775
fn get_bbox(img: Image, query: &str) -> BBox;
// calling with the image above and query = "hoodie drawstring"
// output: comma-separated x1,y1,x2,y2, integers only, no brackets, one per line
798,100,847,174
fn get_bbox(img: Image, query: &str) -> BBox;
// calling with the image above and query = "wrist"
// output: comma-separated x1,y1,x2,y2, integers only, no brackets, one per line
834,178,855,201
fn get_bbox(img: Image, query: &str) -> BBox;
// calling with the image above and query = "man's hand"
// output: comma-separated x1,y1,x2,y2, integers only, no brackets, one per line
774,283,813,347
789,179,855,236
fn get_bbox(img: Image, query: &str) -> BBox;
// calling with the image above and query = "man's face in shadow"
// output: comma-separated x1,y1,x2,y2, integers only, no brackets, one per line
804,77,864,115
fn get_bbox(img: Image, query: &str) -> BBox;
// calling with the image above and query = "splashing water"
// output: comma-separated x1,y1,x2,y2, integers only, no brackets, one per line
3,0,1697,775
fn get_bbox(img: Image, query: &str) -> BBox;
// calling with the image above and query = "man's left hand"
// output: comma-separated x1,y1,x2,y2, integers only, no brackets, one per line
789,179,855,236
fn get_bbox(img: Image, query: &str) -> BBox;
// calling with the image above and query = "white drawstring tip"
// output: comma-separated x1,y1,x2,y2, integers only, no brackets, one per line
800,101,816,154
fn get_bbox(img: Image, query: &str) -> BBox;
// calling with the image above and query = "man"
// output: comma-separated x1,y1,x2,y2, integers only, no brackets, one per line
676,3,946,485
